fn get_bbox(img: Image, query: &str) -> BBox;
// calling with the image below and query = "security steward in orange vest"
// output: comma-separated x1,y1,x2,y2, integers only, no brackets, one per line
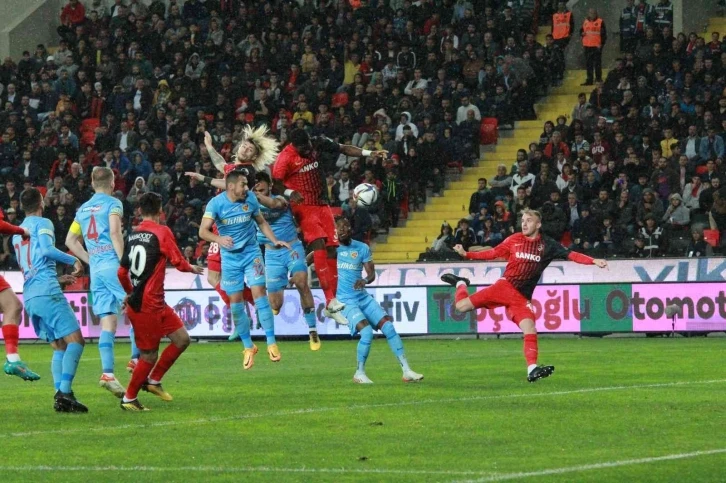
580,8,607,86
551,0,575,50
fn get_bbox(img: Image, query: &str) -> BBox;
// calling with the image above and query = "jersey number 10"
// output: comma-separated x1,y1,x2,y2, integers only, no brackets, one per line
129,245,147,277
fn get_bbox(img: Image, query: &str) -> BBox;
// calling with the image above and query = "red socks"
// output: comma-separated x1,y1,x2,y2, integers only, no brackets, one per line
523,334,538,366
455,284,469,303
2,324,19,357
326,256,338,295
313,249,335,303
149,344,185,382
125,358,154,400
215,283,230,306
242,286,254,306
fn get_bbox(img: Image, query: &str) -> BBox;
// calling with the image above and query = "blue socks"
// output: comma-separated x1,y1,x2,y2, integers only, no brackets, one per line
129,326,140,359
231,302,254,349
255,296,276,345
98,330,115,374
60,342,83,393
303,307,317,330
357,325,374,373
380,322,410,371
51,350,64,391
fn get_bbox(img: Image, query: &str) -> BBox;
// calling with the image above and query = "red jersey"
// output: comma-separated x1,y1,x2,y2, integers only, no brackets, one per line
118,220,194,313
465,232,593,299
272,136,340,206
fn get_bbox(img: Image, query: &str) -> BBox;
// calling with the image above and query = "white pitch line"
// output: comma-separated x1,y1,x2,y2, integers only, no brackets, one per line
453,448,726,482
0,465,487,477
4,379,725,439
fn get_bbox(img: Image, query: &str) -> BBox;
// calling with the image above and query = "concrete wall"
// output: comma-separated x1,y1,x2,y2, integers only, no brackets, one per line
0,0,65,60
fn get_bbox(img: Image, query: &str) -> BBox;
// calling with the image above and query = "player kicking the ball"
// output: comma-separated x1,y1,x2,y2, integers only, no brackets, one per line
442,209,608,382
253,172,321,350
200,171,292,369
14,188,87,412
272,129,388,326
117,193,204,411
335,218,423,384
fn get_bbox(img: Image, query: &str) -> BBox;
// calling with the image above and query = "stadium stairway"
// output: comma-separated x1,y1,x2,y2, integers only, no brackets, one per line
373,68,598,262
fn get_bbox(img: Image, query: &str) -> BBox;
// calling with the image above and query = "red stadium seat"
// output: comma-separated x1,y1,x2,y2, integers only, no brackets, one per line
479,117,498,145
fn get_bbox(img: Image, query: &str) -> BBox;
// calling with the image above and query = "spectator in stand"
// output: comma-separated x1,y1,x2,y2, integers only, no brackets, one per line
510,160,535,195
686,228,710,257
468,178,492,216
682,175,705,213
639,214,666,257
571,204,599,252
490,164,513,200
662,193,690,231
454,218,476,251
430,222,455,254
580,8,607,86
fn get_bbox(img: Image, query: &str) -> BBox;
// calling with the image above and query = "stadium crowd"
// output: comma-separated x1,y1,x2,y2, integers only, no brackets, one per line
0,0,566,269
434,0,726,260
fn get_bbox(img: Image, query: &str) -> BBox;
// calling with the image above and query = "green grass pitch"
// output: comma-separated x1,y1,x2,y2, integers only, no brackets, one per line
1,337,725,482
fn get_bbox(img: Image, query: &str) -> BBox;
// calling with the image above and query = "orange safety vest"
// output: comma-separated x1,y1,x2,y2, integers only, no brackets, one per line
552,11,572,40
582,18,603,47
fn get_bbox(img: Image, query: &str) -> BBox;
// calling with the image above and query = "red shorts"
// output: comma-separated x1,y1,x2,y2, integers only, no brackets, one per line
127,305,184,351
207,242,221,272
0,275,10,293
469,279,535,325
291,204,338,247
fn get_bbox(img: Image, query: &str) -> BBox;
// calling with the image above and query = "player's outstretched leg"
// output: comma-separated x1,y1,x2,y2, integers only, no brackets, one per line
1,289,40,381
379,320,423,383
122,351,154,411
304,308,321,351
353,325,374,384
312,242,348,326
52,332,88,413
231,300,257,369
227,286,254,341
127,326,140,373
143,327,190,402
98,314,125,398
290,269,321,351
519,319,555,383
255,295,281,362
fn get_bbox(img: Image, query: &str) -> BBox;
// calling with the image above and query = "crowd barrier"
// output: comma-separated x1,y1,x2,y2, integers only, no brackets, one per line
4,282,724,340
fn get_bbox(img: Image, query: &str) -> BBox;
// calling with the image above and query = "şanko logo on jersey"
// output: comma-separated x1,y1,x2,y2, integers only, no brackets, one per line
300,161,319,173
516,252,541,262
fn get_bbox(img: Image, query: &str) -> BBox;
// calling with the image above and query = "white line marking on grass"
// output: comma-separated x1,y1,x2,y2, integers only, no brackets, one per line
5,379,725,438
0,465,489,476
453,448,726,482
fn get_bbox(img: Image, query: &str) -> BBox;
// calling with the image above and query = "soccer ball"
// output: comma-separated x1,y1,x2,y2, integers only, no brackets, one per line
354,183,378,208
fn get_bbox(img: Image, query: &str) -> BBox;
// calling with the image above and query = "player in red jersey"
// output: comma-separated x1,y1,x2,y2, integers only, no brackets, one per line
0,212,40,381
272,129,387,325
187,128,279,336
117,193,204,411
441,209,608,382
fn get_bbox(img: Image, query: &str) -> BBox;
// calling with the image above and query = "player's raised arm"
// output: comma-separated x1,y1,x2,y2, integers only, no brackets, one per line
254,213,291,250
161,226,203,274
455,238,511,260
256,192,288,210
186,171,225,190
0,217,26,237
38,223,83,275
65,221,90,265
204,131,228,173
338,144,389,160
